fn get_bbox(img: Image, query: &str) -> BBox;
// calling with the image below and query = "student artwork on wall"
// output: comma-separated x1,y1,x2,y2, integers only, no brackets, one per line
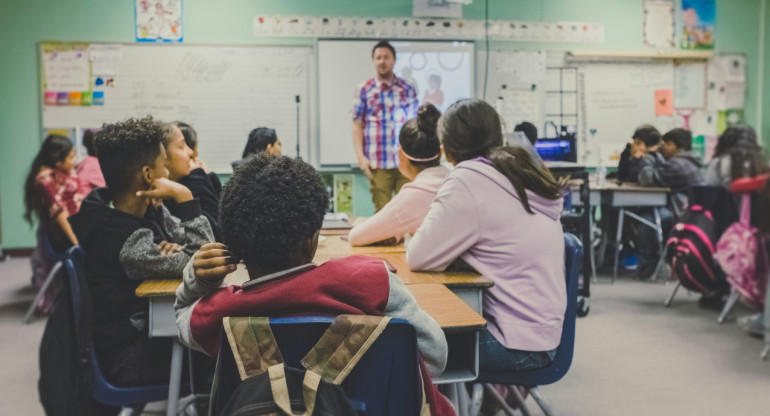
681,0,715,50
136,0,183,43
643,0,675,48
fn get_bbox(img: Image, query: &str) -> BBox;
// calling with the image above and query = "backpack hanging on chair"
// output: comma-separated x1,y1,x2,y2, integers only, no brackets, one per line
213,315,431,416
715,193,770,310
665,204,728,293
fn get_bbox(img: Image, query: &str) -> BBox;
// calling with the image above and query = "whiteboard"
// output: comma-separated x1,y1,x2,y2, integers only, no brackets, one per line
578,61,675,165
317,40,474,166
41,44,312,172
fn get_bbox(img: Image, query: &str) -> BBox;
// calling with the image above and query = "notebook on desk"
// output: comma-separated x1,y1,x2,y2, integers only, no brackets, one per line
322,212,351,229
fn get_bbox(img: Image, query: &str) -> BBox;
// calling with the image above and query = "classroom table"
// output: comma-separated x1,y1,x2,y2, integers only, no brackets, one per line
314,235,494,313
590,180,670,282
135,272,486,415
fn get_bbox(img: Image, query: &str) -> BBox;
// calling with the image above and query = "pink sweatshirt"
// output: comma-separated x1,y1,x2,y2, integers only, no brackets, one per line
407,159,566,351
349,166,449,246
76,155,105,190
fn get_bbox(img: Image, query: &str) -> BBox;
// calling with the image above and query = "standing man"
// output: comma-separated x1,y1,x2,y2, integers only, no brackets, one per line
351,40,419,212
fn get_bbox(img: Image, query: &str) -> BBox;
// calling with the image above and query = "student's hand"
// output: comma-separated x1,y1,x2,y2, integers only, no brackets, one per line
357,155,373,179
158,241,184,256
191,158,211,174
193,243,238,287
137,178,193,203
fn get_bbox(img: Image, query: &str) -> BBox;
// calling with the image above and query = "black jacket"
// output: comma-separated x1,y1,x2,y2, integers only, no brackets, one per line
68,188,213,366
166,168,223,241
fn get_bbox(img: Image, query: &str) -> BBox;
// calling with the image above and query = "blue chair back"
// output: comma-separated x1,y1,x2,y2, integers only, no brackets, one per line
38,227,69,263
62,246,169,407
478,232,582,386
211,316,422,416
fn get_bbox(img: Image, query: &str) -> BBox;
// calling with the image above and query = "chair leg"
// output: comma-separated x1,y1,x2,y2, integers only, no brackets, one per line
457,383,470,416
468,383,484,416
613,208,625,284
482,384,527,416
23,261,63,324
761,343,770,361
718,289,740,324
664,281,680,307
649,207,665,282
528,387,554,416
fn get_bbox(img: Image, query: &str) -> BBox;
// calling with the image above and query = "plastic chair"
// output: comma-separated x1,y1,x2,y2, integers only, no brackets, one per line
468,233,582,416
23,228,69,323
62,247,170,415
210,316,422,416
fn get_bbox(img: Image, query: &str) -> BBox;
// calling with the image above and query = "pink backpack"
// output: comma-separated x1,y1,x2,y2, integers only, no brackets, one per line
714,193,769,309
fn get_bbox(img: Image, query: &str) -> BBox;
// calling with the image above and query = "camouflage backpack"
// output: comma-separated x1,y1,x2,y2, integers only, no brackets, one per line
213,315,430,416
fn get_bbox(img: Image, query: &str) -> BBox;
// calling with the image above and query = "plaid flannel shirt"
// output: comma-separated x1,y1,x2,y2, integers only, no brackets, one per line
351,76,418,169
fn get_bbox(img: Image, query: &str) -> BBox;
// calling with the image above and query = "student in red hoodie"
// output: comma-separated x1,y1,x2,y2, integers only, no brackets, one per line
174,153,454,415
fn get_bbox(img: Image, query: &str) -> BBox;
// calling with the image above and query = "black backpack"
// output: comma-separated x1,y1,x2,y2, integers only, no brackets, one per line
665,204,728,293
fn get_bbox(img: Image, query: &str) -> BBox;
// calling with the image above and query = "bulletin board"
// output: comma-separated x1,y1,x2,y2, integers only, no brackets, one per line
39,42,312,172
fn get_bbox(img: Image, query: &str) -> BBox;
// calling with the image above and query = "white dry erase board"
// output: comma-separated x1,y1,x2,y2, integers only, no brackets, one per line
40,43,312,172
317,40,475,166
578,61,676,166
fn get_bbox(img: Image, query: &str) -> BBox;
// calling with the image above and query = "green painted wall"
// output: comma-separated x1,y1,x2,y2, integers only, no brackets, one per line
0,0,764,248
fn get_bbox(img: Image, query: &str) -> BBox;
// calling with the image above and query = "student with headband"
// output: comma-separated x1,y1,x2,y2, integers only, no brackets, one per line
349,103,449,246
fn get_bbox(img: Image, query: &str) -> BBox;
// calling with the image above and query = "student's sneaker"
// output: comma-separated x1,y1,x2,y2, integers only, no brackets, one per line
737,313,766,338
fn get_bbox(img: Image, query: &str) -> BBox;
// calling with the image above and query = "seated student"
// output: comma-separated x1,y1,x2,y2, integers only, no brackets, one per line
406,99,566,379
614,125,662,182
232,127,282,170
174,154,453,415
68,117,214,387
514,121,538,147
172,121,223,194
76,129,106,191
631,128,704,277
163,123,222,241
705,124,769,187
349,103,448,246
638,128,704,214
24,134,90,312
738,178,770,336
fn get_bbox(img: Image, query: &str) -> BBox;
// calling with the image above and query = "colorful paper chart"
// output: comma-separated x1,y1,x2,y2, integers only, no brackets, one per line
655,89,674,116
44,91,57,106
81,91,93,106
68,92,82,106
56,92,69,105
92,91,105,106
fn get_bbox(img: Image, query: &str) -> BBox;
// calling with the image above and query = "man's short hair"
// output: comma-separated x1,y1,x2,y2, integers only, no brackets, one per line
514,122,538,146
221,154,329,269
372,40,396,60
96,117,165,193
662,128,692,151
632,125,662,147
242,127,277,159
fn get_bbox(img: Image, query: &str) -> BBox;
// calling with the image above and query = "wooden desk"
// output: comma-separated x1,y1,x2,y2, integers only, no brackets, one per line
314,236,493,313
135,276,486,385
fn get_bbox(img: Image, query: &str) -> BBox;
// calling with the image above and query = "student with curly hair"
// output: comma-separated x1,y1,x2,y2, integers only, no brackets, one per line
704,124,769,187
349,103,448,246
68,116,214,387
175,154,454,415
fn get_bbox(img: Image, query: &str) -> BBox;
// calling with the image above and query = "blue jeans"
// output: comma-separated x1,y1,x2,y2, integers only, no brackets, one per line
479,329,557,372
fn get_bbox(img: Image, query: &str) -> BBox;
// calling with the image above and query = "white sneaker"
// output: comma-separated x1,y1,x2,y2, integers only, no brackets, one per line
737,313,766,337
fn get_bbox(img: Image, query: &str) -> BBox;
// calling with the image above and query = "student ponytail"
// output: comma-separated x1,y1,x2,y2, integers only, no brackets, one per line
399,103,442,168
439,99,561,214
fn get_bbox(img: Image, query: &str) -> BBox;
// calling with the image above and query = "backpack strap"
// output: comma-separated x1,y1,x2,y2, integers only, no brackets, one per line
223,316,284,381
301,315,392,384
267,364,322,416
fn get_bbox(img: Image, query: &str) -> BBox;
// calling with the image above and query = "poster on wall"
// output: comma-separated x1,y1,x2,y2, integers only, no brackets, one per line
681,0,715,50
136,0,183,43
643,0,675,48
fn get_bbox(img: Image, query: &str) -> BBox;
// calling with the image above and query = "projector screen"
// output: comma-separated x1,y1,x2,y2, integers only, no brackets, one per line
318,40,474,166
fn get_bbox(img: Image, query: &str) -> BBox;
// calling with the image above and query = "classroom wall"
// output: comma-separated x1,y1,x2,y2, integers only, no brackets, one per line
0,0,764,248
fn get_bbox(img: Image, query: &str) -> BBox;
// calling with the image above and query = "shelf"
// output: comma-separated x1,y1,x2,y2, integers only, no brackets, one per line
567,50,713,61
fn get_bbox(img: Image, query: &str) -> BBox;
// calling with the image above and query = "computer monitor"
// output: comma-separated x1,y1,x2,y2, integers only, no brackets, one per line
535,134,577,162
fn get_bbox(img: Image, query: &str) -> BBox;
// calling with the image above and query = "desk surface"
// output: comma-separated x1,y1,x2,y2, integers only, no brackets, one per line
135,280,485,331
314,236,492,288
591,181,669,193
